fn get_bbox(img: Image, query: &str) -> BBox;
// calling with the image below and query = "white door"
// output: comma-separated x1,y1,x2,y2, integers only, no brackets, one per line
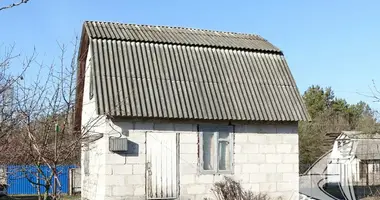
146,132,179,199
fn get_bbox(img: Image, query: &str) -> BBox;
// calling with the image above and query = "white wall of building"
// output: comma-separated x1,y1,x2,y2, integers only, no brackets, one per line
327,137,375,185
80,45,108,200
81,119,299,200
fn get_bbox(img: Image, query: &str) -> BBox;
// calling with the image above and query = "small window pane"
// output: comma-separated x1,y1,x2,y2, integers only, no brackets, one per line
203,132,215,170
218,141,230,170
219,132,229,140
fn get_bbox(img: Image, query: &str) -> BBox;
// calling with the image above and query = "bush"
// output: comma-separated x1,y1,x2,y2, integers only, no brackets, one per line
211,176,281,200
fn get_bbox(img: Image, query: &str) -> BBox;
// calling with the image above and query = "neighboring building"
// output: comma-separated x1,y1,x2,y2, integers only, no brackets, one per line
75,21,310,200
327,131,380,186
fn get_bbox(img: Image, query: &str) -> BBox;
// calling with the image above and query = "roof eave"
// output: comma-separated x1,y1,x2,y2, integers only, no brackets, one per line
73,24,91,134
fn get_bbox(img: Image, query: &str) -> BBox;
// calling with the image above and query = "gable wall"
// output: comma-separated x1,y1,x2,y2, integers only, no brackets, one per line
80,44,108,200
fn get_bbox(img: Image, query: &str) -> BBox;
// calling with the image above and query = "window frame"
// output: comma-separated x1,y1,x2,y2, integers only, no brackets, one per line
198,125,234,175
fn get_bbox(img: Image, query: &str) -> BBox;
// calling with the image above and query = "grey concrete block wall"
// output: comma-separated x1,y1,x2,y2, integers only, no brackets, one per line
81,120,300,200
81,134,107,200
101,122,147,200
81,47,109,200
81,121,148,200
178,123,299,200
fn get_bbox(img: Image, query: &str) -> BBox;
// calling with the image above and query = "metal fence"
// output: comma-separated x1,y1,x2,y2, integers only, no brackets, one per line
5,165,78,195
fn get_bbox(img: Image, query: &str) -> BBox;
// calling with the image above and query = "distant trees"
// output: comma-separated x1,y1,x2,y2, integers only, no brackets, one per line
299,85,379,170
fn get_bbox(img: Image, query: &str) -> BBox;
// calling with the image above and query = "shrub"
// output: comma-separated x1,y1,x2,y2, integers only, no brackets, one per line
211,176,281,200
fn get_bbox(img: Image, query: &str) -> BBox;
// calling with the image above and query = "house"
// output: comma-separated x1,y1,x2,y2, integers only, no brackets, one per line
300,131,380,200
75,21,310,200
299,132,354,200
327,131,380,186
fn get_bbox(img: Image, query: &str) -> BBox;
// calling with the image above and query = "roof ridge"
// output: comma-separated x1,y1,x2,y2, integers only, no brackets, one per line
84,20,268,41
82,20,281,53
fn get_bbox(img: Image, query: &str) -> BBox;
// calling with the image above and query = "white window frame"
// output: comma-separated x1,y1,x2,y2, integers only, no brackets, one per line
198,125,234,175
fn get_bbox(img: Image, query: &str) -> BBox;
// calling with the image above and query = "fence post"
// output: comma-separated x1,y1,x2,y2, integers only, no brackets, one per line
68,168,72,196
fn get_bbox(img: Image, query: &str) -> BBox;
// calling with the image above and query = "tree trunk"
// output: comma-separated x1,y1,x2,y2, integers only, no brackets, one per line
37,175,41,200
44,184,50,200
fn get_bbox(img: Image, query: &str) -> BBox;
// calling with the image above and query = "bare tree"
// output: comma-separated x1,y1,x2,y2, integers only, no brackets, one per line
0,0,30,11
357,80,380,129
0,39,104,200
368,81,380,116
0,44,31,146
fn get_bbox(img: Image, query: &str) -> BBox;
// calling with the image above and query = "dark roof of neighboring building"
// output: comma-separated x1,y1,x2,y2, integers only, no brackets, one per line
323,132,342,150
76,21,310,122
336,131,380,160
344,131,380,139
354,139,380,160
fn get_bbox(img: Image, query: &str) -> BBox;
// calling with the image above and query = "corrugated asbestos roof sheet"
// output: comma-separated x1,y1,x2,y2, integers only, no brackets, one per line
323,132,342,150
84,21,310,121
355,140,380,160
84,21,281,53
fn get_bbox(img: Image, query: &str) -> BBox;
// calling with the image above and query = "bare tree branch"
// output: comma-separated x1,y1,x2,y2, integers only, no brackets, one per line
0,0,30,11
0,34,130,199
0,38,101,199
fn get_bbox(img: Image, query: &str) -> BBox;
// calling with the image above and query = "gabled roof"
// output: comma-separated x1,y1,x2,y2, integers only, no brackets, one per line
76,21,310,122
335,131,380,160
342,131,380,139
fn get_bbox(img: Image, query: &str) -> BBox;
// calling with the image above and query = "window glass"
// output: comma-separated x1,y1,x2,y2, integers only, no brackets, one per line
219,132,229,140
202,132,215,170
218,141,230,170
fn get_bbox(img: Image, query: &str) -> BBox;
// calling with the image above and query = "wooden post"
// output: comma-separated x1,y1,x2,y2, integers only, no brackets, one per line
68,168,72,196
366,162,369,186
373,162,375,185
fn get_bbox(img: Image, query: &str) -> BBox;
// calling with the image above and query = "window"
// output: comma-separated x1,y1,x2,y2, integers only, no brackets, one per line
199,125,234,174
